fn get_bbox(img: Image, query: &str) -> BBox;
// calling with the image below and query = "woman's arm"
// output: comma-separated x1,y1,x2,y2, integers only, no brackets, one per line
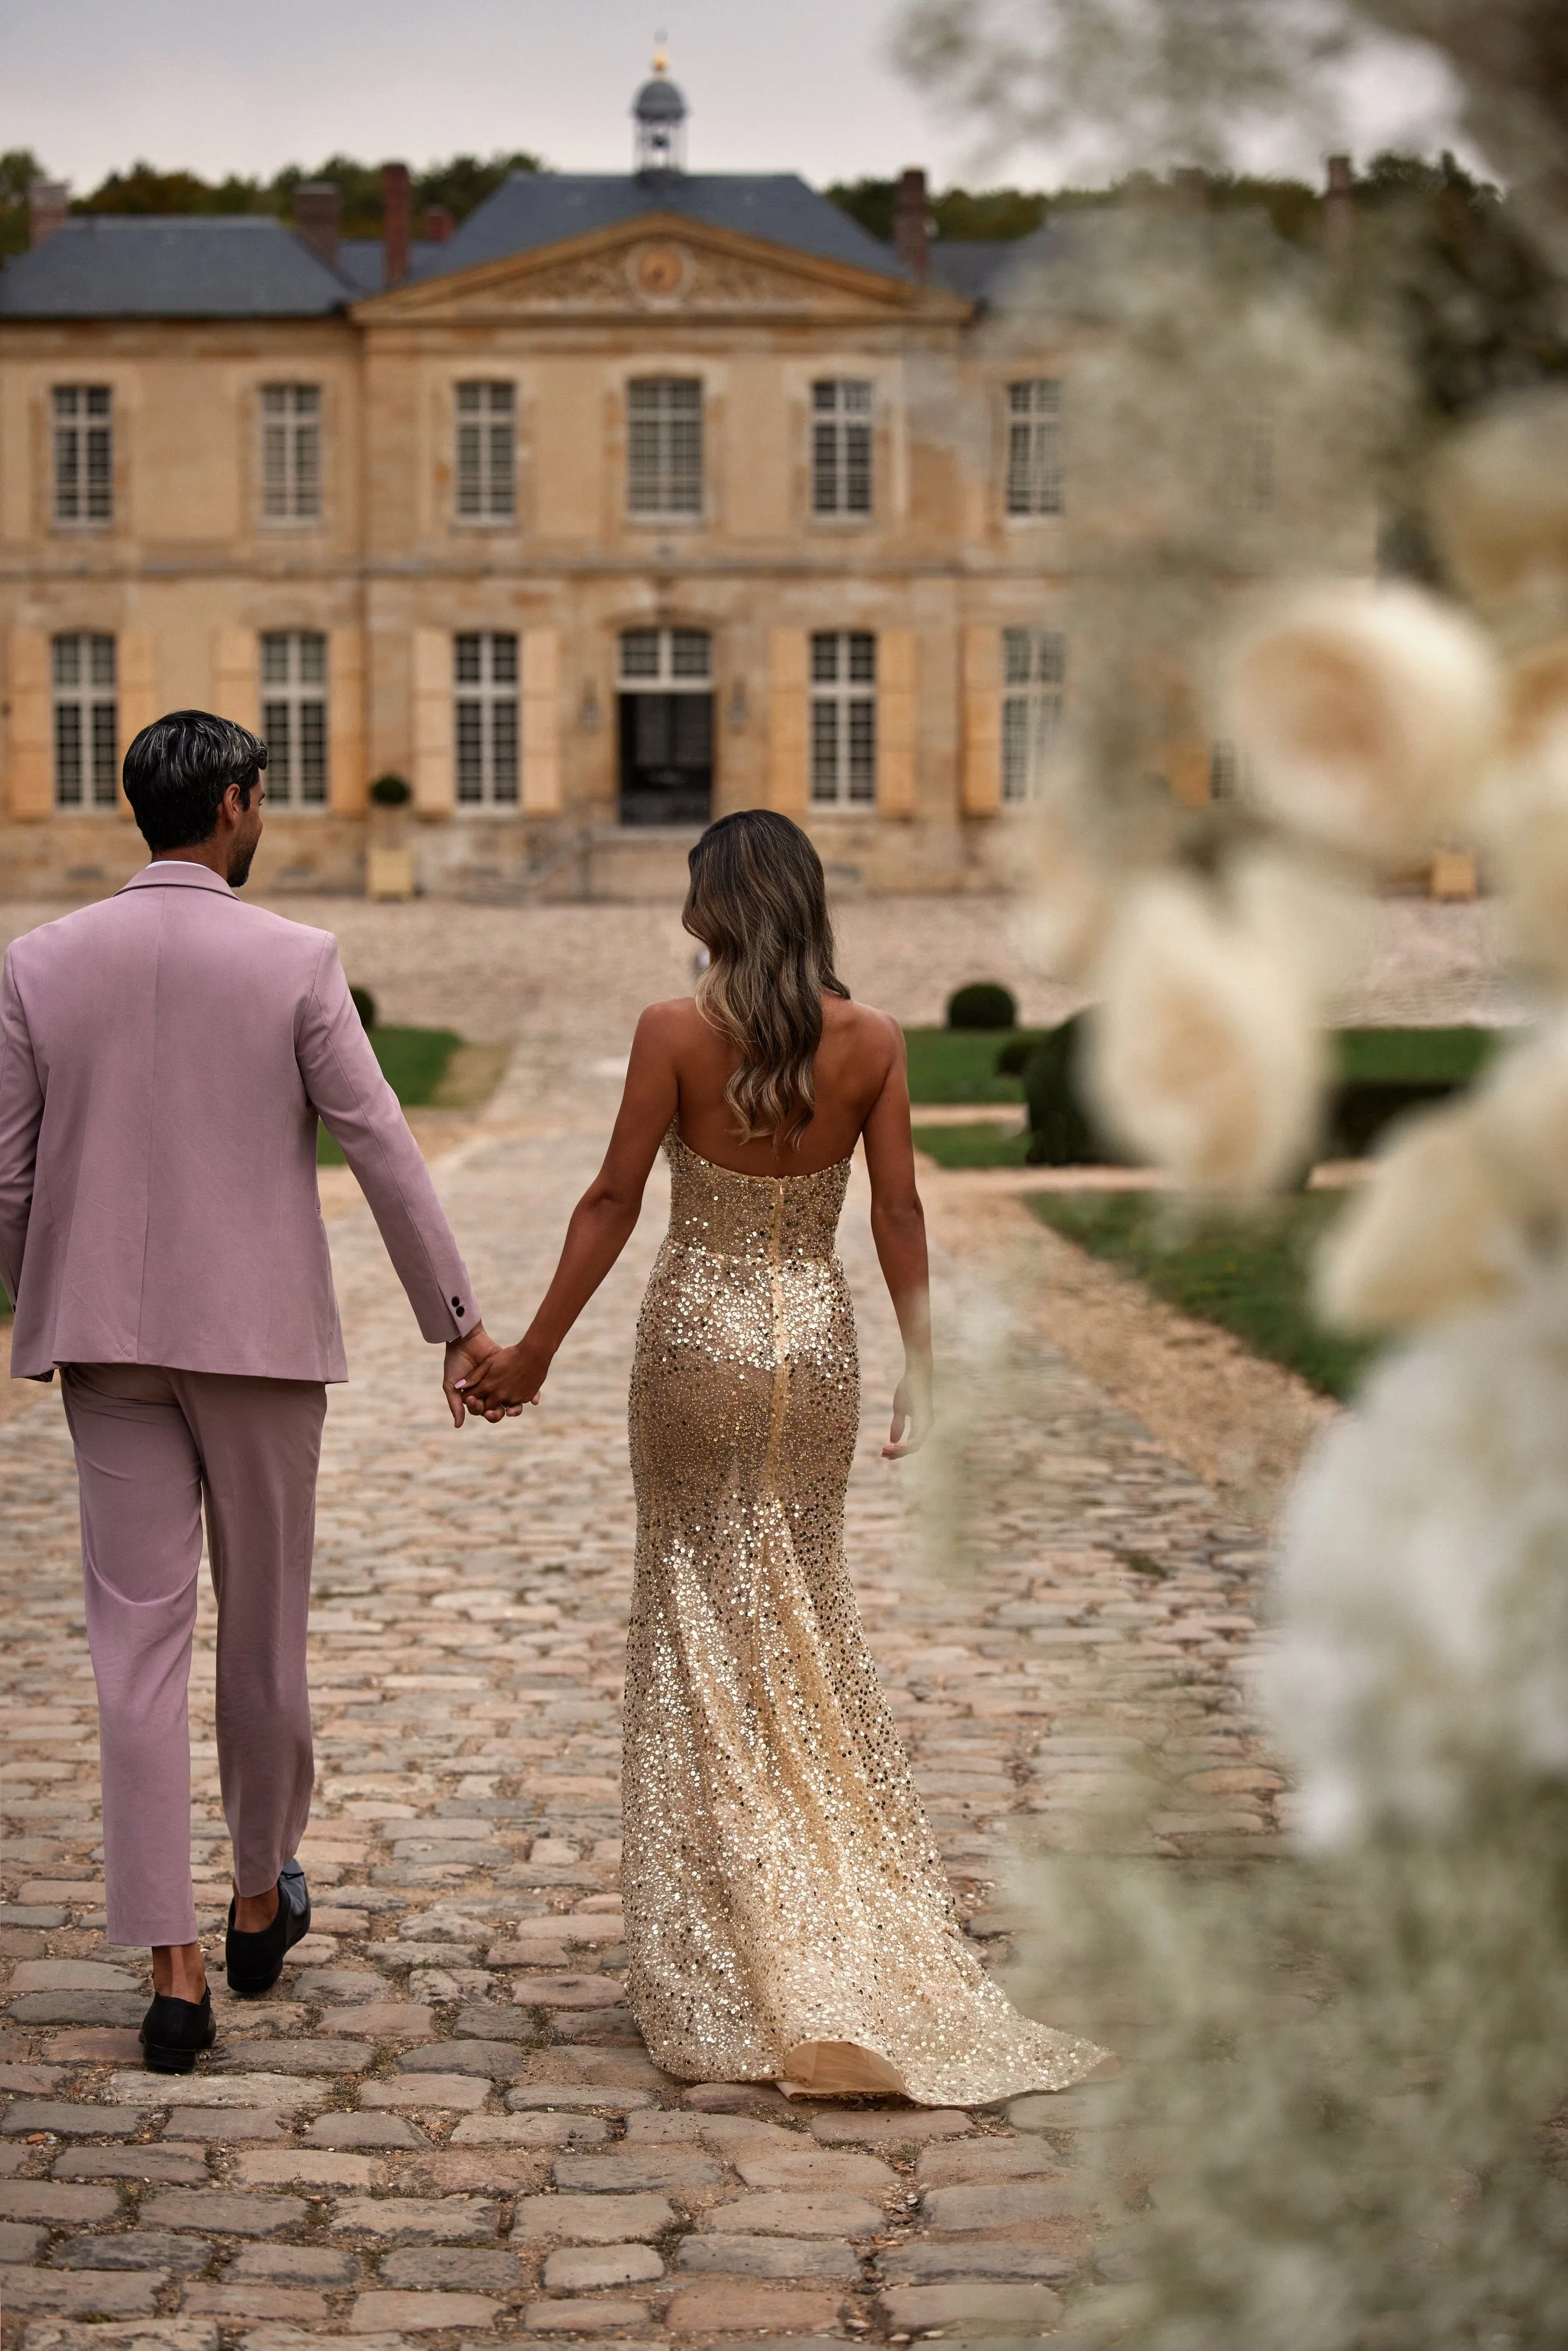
861,1020,934,1459
456,1006,680,1420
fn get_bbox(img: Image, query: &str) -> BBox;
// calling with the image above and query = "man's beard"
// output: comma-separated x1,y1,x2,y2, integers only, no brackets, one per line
227,835,258,889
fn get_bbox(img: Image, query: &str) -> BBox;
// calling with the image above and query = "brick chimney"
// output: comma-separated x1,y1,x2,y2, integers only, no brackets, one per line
382,162,411,287
1172,165,1207,210
291,181,341,270
421,204,454,245
1323,153,1354,265
28,181,70,248
894,167,929,282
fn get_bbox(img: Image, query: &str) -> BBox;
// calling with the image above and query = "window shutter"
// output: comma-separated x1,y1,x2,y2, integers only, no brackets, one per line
329,627,365,813
521,630,562,815
211,629,257,732
5,631,52,821
117,630,159,818
961,626,1001,816
768,630,809,816
877,627,917,819
412,627,454,814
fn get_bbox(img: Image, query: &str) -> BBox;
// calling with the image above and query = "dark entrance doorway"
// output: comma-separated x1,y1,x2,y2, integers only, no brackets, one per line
617,627,713,826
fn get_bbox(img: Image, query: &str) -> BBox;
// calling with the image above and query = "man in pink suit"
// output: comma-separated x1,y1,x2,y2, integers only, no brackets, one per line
0,710,499,2071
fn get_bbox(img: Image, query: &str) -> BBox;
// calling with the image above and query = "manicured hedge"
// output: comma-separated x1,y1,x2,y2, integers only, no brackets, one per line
1019,1016,1503,1168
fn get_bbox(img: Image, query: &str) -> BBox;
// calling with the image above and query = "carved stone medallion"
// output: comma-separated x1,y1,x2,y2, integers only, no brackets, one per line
631,241,691,301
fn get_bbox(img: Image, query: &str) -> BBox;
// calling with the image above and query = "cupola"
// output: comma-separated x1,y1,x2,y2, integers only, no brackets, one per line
632,42,687,180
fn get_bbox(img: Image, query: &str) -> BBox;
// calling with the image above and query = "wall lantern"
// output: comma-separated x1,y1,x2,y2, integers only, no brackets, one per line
580,681,602,733
727,679,748,732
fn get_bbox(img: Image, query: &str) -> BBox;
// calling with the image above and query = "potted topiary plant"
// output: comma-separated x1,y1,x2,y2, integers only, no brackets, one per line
366,775,415,899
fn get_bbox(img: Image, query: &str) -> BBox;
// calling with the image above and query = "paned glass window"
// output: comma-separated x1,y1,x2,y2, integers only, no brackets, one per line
1005,378,1064,517
454,633,520,806
617,628,712,685
626,377,703,518
260,631,328,807
811,379,873,516
261,384,322,522
1001,627,1067,803
810,631,876,808
53,386,114,527
455,382,516,522
52,633,118,809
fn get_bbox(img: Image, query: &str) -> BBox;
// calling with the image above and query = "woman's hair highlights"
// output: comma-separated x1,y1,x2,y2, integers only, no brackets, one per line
683,811,849,1147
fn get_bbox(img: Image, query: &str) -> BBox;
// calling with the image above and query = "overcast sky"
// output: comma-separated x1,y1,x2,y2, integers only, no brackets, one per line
3,0,1469,196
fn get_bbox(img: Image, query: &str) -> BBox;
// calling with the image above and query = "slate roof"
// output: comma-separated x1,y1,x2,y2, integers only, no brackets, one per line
424,172,913,284
0,215,354,317
0,172,915,319
926,241,1015,301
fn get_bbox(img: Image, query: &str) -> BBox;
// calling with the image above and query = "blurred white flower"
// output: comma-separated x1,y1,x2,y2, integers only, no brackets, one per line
1478,639,1568,985
1428,391,1568,620
1227,846,1370,1005
1087,871,1324,1193
1318,1022,1568,1335
1268,1270,1568,1844
1017,805,1120,982
1315,1103,1527,1335
1220,581,1502,865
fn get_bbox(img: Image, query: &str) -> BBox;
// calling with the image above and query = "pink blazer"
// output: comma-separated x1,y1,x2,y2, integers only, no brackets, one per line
0,864,481,1382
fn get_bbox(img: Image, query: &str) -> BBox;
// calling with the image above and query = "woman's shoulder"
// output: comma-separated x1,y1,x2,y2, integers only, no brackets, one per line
821,995,902,1066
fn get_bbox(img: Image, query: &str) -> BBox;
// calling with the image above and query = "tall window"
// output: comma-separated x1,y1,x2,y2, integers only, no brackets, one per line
810,632,876,808
627,377,703,519
1001,628,1067,803
261,384,322,523
52,634,118,810
1005,378,1063,517
53,387,113,527
811,379,872,516
455,383,516,522
260,632,328,808
454,633,519,806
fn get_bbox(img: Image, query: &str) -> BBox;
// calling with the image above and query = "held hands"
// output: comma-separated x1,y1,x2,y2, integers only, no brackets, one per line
882,1363,934,1460
453,1334,552,1423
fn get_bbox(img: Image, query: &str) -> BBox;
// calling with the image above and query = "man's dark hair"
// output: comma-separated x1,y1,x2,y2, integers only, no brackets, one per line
122,710,268,852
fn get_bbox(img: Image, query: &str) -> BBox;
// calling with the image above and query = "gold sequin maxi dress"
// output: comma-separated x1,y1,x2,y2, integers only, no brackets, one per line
622,1130,1107,2104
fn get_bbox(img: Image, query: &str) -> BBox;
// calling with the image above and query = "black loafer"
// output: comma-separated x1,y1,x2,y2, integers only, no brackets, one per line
225,1858,311,1997
140,1987,216,2074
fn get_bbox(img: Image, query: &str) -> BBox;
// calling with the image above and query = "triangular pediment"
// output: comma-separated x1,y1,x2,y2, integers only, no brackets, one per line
354,214,970,327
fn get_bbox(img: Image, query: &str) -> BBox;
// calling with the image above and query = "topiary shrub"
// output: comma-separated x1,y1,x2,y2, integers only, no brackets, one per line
350,985,377,1031
947,981,1017,1030
995,1030,1047,1077
369,773,412,807
1023,1014,1122,1165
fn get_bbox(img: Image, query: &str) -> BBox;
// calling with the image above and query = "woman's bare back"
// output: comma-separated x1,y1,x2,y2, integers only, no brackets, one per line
649,993,902,1176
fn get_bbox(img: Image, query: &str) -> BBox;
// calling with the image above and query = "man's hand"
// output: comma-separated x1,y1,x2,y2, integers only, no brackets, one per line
444,1323,511,1429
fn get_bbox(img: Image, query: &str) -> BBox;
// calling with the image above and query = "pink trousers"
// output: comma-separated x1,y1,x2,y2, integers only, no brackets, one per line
61,1363,327,1948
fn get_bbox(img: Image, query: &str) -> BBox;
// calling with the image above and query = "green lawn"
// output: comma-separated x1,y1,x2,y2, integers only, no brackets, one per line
1029,1189,1373,1399
318,1025,462,1164
1333,1026,1497,1084
912,1122,1033,1169
902,1028,1023,1105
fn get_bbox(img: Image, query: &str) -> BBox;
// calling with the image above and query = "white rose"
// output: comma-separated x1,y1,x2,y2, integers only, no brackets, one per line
1087,870,1324,1194
1268,1269,1568,1844
1220,580,1502,865
1428,389,1568,616
1315,1101,1527,1334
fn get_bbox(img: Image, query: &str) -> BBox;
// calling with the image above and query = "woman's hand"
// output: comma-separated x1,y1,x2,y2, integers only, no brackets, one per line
455,1337,552,1422
883,1365,934,1459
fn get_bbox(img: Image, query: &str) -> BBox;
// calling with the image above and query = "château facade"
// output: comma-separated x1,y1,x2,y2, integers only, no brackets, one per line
0,75,1368,900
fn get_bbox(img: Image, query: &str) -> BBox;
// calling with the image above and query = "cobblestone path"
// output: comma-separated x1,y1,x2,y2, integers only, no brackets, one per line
1,1031,1275,2351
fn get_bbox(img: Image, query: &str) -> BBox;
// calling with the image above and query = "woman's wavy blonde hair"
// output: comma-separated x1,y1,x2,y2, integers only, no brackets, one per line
683,811,849,1148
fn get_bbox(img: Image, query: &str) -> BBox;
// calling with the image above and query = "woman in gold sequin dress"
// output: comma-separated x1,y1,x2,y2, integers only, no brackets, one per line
458,812,1108,2105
